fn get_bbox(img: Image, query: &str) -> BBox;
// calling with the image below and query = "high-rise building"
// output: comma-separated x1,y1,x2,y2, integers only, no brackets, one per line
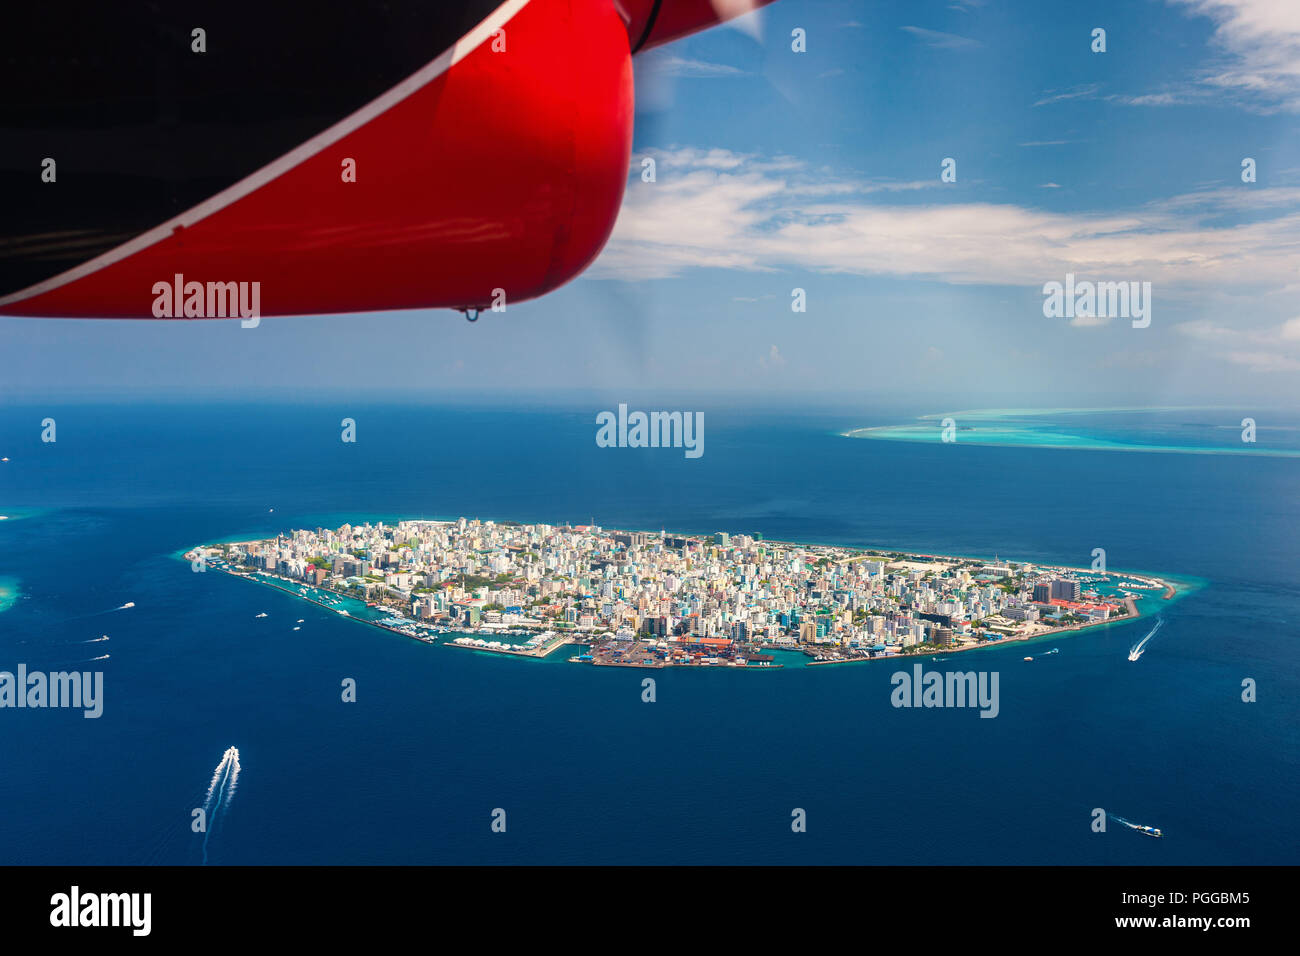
1050,579,1081,601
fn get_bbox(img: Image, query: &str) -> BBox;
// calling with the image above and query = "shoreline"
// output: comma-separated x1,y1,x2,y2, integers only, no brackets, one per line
794,583,1186,666
211,567,448,646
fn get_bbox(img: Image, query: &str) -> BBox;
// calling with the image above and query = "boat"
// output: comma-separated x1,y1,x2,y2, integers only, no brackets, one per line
255,612,268,618
1122,821,1162,838
1023,656,1033,661
1111,813,1162,838
1128,618,1164,661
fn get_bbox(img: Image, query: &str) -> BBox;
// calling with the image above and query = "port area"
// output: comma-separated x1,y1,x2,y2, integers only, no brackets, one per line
573,638,782,669
444,630,571,658
449,634,784,669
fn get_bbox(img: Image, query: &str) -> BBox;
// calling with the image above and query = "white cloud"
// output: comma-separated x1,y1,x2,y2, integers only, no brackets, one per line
901,25,981,49
1034,84,1100,107
1107,92,1184,106
637,54,746,79
1174,317,1300,371
1168,0,1300,111
1034,86,1201,109
592,148,1300,293
1027,3,1300,113
1222,350,1300,371
1173,319,1234,341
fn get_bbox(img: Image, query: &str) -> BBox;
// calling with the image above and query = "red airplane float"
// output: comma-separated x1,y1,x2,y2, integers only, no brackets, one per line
0,0,774,320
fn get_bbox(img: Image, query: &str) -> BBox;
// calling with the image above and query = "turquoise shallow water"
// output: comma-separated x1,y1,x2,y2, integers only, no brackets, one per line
845,407,1300,457
0,575,17,614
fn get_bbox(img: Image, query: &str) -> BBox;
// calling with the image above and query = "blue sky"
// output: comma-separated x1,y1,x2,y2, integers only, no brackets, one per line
3,0,1299,407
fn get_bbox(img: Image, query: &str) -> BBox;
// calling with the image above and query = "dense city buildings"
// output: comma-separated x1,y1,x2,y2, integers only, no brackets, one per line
193,518,1161,667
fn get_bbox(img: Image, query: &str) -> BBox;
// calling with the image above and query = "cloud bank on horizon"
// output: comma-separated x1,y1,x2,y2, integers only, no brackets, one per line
595,149,1300,293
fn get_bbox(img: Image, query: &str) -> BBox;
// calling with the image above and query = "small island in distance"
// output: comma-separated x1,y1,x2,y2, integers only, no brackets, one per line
187,518,1187,669
843,407,1300,457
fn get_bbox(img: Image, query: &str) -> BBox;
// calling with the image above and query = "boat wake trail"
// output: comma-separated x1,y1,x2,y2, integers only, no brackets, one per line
46,652,110,666
65,601,135,621
202,746,241,865
20,634,111,647
1128,618,1164,661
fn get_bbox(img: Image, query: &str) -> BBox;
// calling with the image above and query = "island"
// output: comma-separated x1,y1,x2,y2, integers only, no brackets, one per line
186,518,1186,669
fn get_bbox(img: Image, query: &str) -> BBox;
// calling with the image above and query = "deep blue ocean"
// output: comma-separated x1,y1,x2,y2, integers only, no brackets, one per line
0,402,1296,864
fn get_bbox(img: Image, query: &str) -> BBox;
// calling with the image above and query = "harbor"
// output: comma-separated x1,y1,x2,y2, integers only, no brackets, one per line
444,630,572,658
